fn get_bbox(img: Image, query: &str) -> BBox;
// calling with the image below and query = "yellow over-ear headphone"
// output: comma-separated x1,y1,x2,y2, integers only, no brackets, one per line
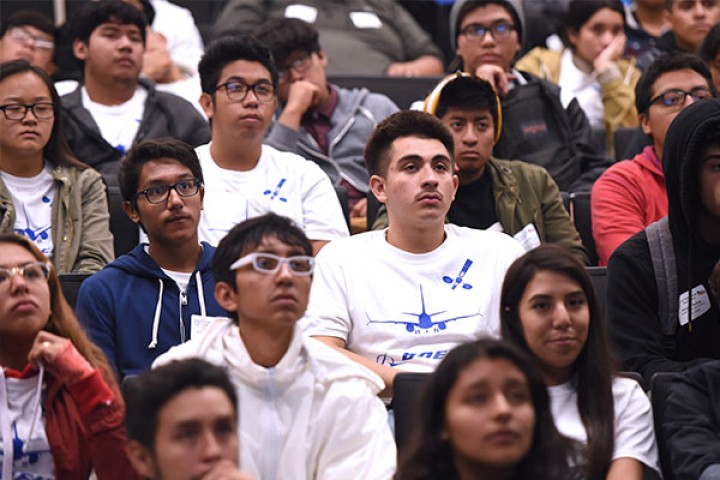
421,72,503,144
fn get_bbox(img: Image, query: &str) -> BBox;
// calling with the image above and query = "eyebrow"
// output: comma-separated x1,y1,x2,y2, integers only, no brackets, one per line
221,76,273,84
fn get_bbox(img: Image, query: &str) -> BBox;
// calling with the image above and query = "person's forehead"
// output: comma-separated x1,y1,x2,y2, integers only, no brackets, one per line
138,158,194,183
441,106,494,120
158,387,236,429
461,3,514,26
389,135,451,159
218,59,272,84
93,19,142,35
651,68,709,95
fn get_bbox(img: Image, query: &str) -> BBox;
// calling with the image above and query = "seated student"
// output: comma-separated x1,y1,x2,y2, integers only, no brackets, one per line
623,0,670,61
0,60,113,273
154,213,396,480
700,23,720,93
636,0,720,71
502,244,660,480
450,0,611,192
60,0,210,187
0,11,56,75
396,338,579,480
76,139,225,380
212,0,444,77
254,17,399,219
664,360,720,480
516,0,641,151
375,73,587,264
607,99,720,386
592,52,717,265
0,234,139,479
303,110,524,398
124,358,253,480
195,35,348,251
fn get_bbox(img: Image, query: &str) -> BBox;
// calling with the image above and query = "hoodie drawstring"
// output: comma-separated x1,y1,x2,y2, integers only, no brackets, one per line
195,271,207,319
149,278,164,349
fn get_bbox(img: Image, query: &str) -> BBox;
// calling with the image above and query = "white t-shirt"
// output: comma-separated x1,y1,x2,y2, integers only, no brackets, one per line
558,49,604,130
0,373,54,478
82,85,147,155
548,376,660,473
197,143,349,246
0,166,56,257
302,225,525,372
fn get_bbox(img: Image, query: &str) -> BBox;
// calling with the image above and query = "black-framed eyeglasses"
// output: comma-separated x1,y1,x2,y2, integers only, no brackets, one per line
0,261,51,287
278,52,313,82
134,178,203,204
230,253,315,276
215,80,275,103
648,87,713,108
460,22,515,41
0,102,55,121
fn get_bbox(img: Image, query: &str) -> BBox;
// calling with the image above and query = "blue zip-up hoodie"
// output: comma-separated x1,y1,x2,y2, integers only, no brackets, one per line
76,242,224,379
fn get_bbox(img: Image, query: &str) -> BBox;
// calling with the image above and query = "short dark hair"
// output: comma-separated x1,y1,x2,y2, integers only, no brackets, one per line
70,0,147,46
253,17,321,67
212,213,313,312
1,10,55,38
699,24,720,64
635,52,716,114
435,75,500,129
119,138,204,205
199,35,278,95
364,110,455,177
124,358,237,451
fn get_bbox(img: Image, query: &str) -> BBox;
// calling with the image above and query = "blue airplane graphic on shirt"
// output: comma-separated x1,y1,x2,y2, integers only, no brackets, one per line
367,285,481,333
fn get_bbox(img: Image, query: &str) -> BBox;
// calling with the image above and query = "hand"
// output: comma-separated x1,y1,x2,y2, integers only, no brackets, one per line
350,198,367,219
473,64,515,97
28,331,93,384
202,460,255,480
284,80,322,116
593,34,626,73
386,61,420,77
143,31,183,84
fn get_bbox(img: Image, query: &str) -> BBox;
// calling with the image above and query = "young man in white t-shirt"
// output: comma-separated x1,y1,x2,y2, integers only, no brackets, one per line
303,110,525,397
60,0,210,187
75,139,226,380
195,35,349,253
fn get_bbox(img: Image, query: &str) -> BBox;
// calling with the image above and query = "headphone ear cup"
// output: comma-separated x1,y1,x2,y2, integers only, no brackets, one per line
494,96,503,144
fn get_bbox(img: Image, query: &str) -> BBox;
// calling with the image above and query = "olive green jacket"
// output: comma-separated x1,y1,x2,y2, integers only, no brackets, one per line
373,157,588,265
0,165,114,273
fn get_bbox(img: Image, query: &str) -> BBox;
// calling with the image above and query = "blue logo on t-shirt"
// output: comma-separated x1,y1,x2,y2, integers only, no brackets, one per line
442,259,474,290
263,178,288,202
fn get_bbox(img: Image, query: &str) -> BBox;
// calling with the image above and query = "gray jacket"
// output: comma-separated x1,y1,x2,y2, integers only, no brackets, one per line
265,85,398,193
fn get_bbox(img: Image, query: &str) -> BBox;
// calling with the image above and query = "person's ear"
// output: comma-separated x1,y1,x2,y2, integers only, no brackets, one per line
369,174,387,204
199,93,215,121
122,200,141,224
639,112,652,137
126,441,156,479
317,48,329,68
215,281,239,315
72,39,88,62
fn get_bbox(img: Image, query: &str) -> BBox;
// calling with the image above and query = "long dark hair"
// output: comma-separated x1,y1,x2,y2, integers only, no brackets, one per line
0,59,86,170
500,244,616,480
397,338,577,480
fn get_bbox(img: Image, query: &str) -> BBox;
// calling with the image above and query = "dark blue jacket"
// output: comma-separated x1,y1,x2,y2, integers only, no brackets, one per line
76,242,224,379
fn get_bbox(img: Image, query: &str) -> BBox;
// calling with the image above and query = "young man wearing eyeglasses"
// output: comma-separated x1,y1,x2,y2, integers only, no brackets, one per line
153,213,396,480
0,11,56,75
60,0,210,187
592,52,718,265
75,138,226,380
254,18,399,221
449,0,611,192
196,35,348,252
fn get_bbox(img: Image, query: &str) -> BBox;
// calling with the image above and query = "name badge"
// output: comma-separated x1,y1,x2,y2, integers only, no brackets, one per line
678,284,711,326
285,4,318,23
350,11,382,29
513,223,542,251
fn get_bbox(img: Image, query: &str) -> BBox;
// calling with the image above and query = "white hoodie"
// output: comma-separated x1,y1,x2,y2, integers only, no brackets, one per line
153,318,397,480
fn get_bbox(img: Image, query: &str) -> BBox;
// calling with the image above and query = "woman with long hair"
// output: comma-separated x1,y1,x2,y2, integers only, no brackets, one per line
0,233,138,479
0,59,112,273
396,338,578,480
501,244,659,480
516,0,640,151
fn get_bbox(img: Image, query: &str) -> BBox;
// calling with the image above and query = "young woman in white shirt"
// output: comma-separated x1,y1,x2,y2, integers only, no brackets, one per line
501,244,660,480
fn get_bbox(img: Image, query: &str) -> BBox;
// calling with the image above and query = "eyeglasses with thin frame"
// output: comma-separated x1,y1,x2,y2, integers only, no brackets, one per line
648,87,713,109
0,102,55,121
215,80,275,103
278,52,313,82
133,178,203,204
0,261,51,287
9,28,55,50
460,22,516,42
230,253,315,276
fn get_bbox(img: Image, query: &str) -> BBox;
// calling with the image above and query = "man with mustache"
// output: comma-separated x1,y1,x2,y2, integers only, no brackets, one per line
59,0,209,187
